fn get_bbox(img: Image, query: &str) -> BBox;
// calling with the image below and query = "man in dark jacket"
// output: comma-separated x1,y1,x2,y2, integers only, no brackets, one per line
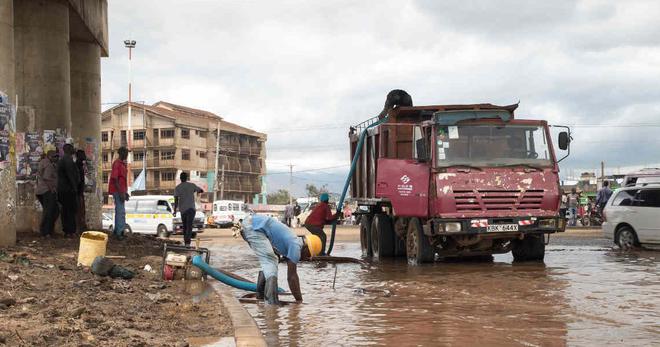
75,149,88,233
57,144,80,236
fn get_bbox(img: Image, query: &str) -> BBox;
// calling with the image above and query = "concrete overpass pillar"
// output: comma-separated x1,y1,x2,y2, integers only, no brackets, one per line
70,41,102,230
0,0,16,246
14,0,70,232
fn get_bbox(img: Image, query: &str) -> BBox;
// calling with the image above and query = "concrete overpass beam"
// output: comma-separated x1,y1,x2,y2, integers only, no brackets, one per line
0,0,16,246
70,41,102,230
14,0,71,232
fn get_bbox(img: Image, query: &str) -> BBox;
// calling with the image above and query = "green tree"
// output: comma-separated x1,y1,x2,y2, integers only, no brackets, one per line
305,183,329,197
267,189,290,205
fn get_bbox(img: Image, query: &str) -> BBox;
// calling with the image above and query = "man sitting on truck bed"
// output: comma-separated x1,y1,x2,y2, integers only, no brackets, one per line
304,193,341,256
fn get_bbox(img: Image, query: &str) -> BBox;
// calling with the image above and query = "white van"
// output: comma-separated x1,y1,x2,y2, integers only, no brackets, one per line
125,195,205,237
602,185,660,249
212,200,248,227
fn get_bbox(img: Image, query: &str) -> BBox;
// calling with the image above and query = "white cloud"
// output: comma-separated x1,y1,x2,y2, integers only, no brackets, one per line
102,0,660,192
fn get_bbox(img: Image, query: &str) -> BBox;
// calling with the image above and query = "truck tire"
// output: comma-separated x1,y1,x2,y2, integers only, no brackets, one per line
406,218,434,265
512,234,545,262
360,216,373,258
371,214,395,259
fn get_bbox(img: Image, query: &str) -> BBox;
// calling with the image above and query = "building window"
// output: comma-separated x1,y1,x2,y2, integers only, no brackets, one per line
200,172,208,178
121,130,127,145
133,130,145,141
134,171,141,180
198,150,207,159
181,128,190,139
161,129,175,138
161,151,175,160
134,151,145,161
162,171,175,181
182,149,190,161
102,173,108,183
199,131,207,138
101,132,108,142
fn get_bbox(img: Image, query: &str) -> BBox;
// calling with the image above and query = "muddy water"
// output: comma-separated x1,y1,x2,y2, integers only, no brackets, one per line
209,240,660,346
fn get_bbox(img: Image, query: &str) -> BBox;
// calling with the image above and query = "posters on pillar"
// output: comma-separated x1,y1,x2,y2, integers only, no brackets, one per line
43,130,56,152
16,132,42,180
54,130,66,157
0,93,15,170
84,137,98,192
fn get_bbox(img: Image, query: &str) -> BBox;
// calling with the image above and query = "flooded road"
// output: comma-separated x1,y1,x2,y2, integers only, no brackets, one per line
206,230,660,346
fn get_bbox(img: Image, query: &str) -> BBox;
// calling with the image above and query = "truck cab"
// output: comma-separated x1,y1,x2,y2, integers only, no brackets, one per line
351,100,570,263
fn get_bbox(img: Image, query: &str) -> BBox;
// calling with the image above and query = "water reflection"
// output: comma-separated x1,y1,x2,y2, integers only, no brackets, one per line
209,241,659,346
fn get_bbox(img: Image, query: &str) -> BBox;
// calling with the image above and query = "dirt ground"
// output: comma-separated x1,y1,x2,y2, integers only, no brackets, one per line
0,232,232,347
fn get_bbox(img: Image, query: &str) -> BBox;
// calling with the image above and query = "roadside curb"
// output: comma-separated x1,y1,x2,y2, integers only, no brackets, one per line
216,284,267,347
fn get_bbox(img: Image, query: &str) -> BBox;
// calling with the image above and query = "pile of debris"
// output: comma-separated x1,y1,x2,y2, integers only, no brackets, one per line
0,233,232,346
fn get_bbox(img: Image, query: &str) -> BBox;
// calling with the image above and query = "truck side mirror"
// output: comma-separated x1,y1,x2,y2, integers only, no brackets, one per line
415,138,428,162
558,131,570,150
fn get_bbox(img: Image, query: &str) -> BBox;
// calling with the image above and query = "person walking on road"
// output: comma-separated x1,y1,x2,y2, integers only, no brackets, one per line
284,203,294,227
173,172,203,247
596,180,613,212
57,144,80,237
109,147,129,240
36,150,59,237
568,188,579,227
239,213,322,304
304,192,341,256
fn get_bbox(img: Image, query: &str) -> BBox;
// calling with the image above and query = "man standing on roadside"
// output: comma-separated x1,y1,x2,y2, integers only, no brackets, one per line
304,192,341,256
75,149,88,233
173,172,203,247
284,203,294,227
36,150,59,237
57,144,80,236
109,147,129,240
567,188,580,227
596,180,613,212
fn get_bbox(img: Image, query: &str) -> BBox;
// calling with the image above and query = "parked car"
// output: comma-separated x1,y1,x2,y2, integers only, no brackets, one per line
602,184,660,249
102,212,113,232
211,200,248,227
125,195,205,237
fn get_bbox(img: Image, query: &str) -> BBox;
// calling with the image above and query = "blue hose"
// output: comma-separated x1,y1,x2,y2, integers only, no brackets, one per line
192,255,285,293
326,115,390,255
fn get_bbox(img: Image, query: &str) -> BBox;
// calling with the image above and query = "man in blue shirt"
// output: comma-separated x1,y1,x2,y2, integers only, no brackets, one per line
595,180,613,211
240,214,322,304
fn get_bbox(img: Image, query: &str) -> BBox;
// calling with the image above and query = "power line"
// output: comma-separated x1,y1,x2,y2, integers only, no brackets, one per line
264,164,349,176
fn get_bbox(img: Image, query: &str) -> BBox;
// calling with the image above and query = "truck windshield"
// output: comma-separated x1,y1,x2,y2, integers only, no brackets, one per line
436,125,553,167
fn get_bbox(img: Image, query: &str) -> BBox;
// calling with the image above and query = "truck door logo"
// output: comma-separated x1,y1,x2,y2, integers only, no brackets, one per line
398,175,413,196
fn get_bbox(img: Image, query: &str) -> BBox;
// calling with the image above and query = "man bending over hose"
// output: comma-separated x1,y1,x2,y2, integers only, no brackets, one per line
239,214,322,304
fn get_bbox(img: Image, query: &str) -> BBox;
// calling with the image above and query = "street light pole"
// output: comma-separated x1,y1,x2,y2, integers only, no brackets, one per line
124,39,136,188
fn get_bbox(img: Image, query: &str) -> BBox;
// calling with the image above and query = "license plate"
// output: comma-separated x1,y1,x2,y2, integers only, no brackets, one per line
487,224,519,232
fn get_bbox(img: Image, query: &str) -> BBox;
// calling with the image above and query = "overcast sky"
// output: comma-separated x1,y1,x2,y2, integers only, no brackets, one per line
102,0,660,194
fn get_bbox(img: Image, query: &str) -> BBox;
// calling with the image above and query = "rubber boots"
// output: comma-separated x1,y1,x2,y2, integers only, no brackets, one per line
256,271,265,300
264,276,280,305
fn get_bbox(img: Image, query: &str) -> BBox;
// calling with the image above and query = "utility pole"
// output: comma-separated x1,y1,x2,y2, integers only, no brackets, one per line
288,163,294,205
220,163,225,200
601,161,605,188
124,39,136,188
213,121,221,202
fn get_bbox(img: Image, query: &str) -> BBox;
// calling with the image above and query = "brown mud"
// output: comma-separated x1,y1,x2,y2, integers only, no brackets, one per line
0,232,232,346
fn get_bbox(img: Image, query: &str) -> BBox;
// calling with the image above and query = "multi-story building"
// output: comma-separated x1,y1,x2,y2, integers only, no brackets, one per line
101,101,266,203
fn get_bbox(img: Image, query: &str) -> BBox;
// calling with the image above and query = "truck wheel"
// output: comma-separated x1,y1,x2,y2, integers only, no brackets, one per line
157,224,170,238
406,218,434,265
394,235,407,257
360,216,373,258
371,214,394,259
512,234,545,262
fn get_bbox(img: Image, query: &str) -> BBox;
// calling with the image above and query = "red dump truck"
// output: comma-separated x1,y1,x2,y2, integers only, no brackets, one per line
349,90,571,263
